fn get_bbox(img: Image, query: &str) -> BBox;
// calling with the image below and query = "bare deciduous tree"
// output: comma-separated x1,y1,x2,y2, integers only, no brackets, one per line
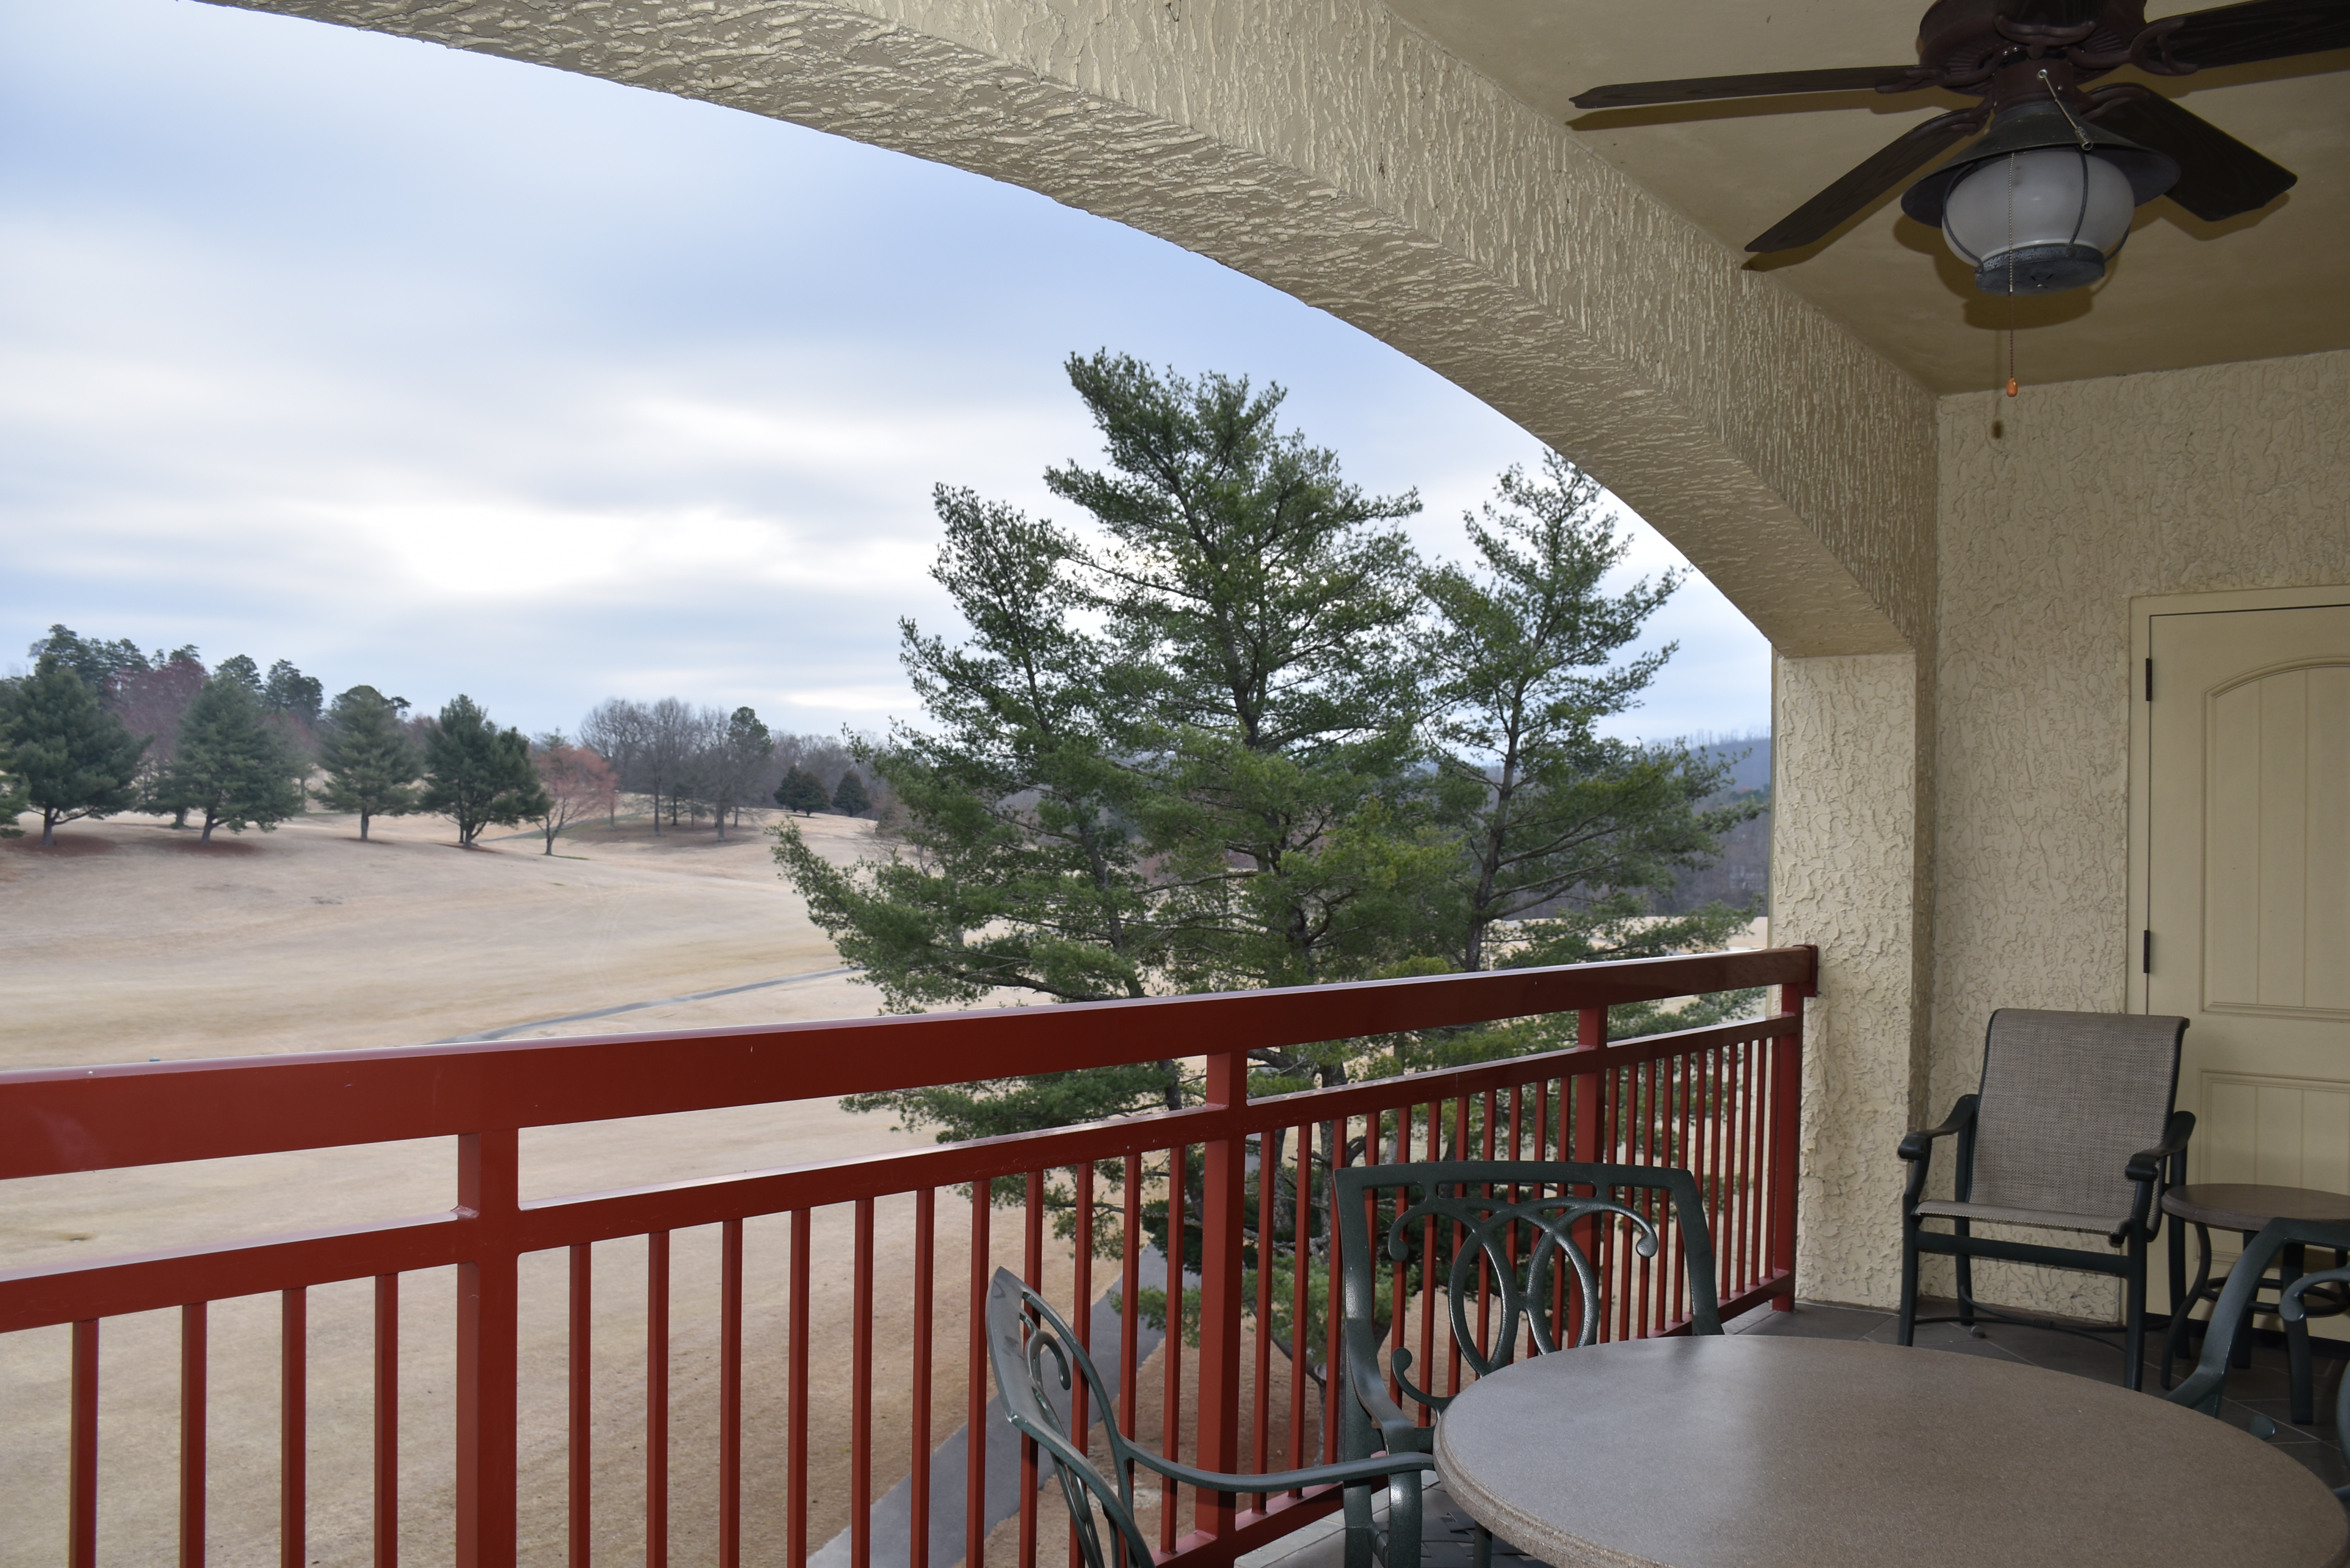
578,698,650,828
531,734,618,855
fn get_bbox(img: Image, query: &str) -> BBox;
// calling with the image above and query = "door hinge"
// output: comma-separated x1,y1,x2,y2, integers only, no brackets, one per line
2142,930,2153,974
2145,657,2154,702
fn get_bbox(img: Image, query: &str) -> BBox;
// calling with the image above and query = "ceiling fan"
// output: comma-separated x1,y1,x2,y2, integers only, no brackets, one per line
1570,0,2350,294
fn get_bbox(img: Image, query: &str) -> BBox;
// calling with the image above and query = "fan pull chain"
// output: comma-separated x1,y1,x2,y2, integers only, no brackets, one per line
2005,151,2019,398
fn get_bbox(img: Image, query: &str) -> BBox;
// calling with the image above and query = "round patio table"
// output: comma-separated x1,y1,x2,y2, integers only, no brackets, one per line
1433,1334,2347,1568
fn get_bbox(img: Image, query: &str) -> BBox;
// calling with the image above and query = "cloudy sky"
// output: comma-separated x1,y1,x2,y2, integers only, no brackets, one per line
2,0,1770,746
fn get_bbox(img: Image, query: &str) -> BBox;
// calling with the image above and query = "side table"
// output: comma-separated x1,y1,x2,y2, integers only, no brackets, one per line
2160,1183,2350,1424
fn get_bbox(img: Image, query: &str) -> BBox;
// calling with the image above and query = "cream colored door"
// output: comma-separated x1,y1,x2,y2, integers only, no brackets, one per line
2146,603,2350,1205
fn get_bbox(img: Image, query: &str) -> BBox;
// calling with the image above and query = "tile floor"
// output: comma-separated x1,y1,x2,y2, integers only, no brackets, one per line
1238,1298,2346,1568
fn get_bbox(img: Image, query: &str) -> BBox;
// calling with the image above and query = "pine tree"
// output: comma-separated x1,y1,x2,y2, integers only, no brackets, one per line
421,695,550,848
263,661,326,725
156,676,303,844
1370,456,1771,1069
317,685,421,840
773,766,829,816
1047,352,1444,1012
830,769,871,816
3,659,147,846
214,654,263,696
25,626,150,692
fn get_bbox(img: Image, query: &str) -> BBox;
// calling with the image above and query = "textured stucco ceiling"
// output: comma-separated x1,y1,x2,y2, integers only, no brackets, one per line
1385,0,2350,395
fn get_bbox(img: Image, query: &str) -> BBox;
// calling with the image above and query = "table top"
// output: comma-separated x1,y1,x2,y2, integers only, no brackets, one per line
1433,1335,2348,1568
2162,1182,2350,1232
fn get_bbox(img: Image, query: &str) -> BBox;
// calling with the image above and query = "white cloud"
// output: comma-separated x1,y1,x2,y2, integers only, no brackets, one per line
0,0,1769,746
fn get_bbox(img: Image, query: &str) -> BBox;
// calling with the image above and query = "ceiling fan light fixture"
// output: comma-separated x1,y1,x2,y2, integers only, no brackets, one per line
1899,100,2179,295
1942,146,2136,293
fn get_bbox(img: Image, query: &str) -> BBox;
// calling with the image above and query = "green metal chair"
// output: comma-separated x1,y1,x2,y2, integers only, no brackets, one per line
983,1267,1437,1568
2282,1251,2350,1501
2169,1216,2350,1496
1333,1161,1725,1568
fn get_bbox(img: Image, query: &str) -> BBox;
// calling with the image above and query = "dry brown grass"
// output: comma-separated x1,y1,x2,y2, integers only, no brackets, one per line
0,805,1146,1567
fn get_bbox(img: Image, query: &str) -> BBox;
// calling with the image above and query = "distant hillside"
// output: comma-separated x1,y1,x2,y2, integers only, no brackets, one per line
1652,732,1770,916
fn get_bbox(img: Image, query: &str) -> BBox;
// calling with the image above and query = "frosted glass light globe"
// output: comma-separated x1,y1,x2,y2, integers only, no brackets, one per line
1941,147,2137,295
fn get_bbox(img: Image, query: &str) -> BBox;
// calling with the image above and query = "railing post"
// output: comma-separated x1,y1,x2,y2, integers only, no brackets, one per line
1768,948,1816,1311
456,1128,520,1568
1194,1051,1248,1542
1572,1008,1606,1162
1571,1009,1606,1342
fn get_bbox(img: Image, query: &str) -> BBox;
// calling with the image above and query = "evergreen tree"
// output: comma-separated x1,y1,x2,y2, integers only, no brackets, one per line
830,768,871,816
317,685,421,840
1050,352,1445,1017
214,655,264,696
773,766,829,815
778,353,1444,1138
263,660,326,725
26,625,150,692
421,695,550,848
156,675,303,844
3,659,147,846
1423,454,1764,977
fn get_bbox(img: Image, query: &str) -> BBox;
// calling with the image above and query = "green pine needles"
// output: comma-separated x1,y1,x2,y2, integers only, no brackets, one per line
421,696,550,849
3,658,148,846
155,675,304,844
779,352,1764,1145
317,686,421,841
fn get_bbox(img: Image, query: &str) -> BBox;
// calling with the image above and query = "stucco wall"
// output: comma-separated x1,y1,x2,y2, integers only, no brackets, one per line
1929,347,2350,1313
1773,651,1928,1307
231,0,1936,657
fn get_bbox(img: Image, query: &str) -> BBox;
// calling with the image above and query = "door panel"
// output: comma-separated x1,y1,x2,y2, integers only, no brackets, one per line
2148,603,2350,1197
2202,662,2350,1016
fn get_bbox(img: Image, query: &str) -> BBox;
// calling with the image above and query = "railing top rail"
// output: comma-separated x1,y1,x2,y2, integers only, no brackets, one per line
0,946,1814,1181
0,1002,1804,1333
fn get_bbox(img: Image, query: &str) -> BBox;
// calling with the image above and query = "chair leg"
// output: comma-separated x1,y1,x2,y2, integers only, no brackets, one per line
2231,1230,2257,1371
2284,1242,2314,1426
1954,1220,1976,1328
2161,1223,2214,1391
2124,1232,2148,1392
1342,1479,1376,1568
1897,1221,1921,1347
1384,1472,1423,1568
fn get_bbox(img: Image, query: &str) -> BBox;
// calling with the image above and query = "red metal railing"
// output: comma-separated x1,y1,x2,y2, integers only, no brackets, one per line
0,947,1814,1568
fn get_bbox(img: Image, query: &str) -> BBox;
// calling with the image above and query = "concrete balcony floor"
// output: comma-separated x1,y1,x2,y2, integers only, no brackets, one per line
1241,1299,2348,1568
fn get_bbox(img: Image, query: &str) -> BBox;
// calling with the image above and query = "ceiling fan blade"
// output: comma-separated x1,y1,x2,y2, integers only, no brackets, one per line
2152,0,2350,67
2092,92,2298,218
1745,116,1980,253
1996,0,2107,27
1570,66,1918,110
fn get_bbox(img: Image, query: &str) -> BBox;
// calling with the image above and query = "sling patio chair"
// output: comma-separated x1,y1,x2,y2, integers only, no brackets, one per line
983,1267,1437,1568
1897,1008,2194,1389
1333,1160,1724,1568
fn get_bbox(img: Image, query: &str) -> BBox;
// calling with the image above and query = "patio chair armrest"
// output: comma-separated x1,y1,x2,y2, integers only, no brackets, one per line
2282,1266,2350,1325
2111,1111,2196,1243
1898,1096,1978,1163
1133,1447,1436,1499
1899,1096,1977,1210
1341,1319,1426,1456
2124,1110,2196,1185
